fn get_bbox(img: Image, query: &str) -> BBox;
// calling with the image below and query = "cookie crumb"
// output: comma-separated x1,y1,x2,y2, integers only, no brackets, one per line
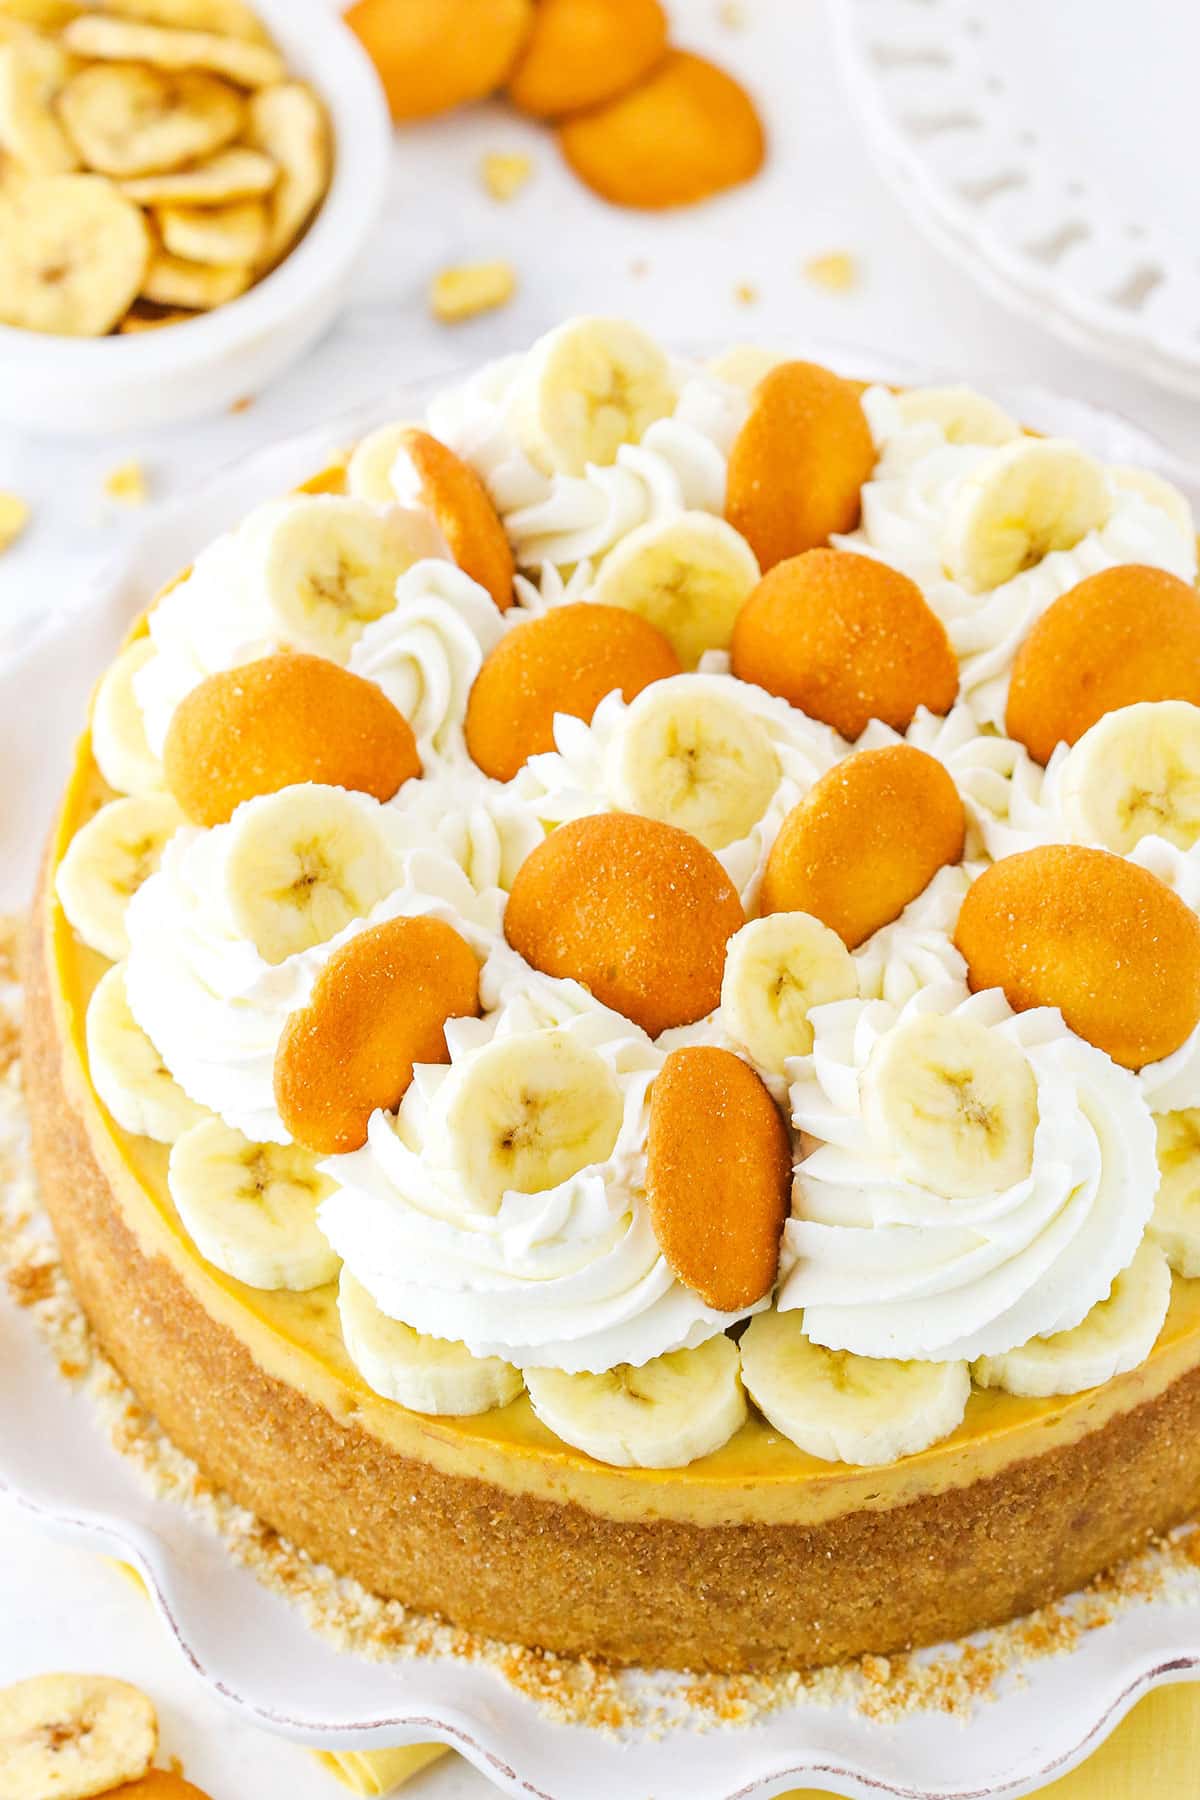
480,152,533,202
718,0,747,25
0,491,29,552
734,281,758,306
430,261,517,323
103,461,149,506
630,258,649,278
229,395,255,414
803,251,858,292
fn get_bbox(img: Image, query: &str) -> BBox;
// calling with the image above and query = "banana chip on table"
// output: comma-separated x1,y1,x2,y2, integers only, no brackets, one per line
0,1672,157,1800
0,172,149,333
0,32,78,173
246,80,329,267
142,249,251,309
103,0,273,42
62,14,284,88
120,142,275,204
156,194,266,263
58,62,245,176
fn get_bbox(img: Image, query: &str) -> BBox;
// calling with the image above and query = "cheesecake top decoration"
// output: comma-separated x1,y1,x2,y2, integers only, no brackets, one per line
54,314,1200,1471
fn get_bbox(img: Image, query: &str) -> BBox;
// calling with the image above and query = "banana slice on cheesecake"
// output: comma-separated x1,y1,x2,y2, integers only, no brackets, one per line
339,1272,523,1415
1056,700,1200,855
720,912,857,1073
510,315,677,476
86,962,206,1144
940,438,1110,592
56,792,183,963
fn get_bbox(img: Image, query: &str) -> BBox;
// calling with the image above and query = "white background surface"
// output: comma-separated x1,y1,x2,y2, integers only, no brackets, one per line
1,1,1197,1794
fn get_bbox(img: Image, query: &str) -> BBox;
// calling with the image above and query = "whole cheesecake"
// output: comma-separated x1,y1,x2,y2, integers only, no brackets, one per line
25,321,1200,1673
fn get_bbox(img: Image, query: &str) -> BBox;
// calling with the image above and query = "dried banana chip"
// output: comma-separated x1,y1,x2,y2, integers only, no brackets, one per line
0,0,81,27
62,15,284,88
119,301,196,331
0,1673,157,1800
141,247,250,307
157,194,265,262
0,34,77,173
0,172,149,334
246,80,328,267
103,0,272,43
59,62,244,176
120,143,275,203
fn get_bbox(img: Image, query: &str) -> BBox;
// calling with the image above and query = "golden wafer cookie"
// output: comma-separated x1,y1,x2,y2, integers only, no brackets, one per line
508,0,667,118
505,812,745,1037
647,1044,791,1310
391,427,514,611
557,49,764,209
955,844,1200,1070
162,653,422,826
725,360,876,570
732,547,958,738
275,914,481,1154
761,745,965,948
346,0,532,122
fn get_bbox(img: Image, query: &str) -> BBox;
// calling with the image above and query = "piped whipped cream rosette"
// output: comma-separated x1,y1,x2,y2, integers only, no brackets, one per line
426,318,748,571
122,783,502,1143
317,958,756,1377
778,983,1159,1363
514,671,845,909
135,494,448,757
834,385,1197,726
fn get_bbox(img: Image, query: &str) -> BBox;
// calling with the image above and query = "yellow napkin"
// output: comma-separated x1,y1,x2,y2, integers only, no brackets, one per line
317,1682,1200,1796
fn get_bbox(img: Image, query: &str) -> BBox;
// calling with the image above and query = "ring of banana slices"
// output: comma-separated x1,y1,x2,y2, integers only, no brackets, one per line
50,316,1200,1474
0,0,329,336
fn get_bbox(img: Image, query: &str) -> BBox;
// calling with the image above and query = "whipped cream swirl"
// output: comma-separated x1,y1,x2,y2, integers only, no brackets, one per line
835,386,1198,726
429,355,747,570
318,949,754,1372
124,788,500,1143
516,671,845,908
779,984,1158,1360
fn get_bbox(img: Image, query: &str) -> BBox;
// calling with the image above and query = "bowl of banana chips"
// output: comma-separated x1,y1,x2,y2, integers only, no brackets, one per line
0,0,390,431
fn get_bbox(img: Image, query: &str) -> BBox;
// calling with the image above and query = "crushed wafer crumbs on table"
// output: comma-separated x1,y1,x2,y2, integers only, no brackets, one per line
429,261,517,324
803,250,859,292
734,282,759,306
718,1,747,27
3,908,1200,1736
103,461,149,506
0,491,29,552
480,152,533,202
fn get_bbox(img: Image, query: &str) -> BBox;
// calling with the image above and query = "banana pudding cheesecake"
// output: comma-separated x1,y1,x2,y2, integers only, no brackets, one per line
25,318,1200,1673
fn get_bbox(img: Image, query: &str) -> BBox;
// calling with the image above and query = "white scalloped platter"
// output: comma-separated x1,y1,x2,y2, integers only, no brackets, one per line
830,0,1200,396
3,357,1200,1800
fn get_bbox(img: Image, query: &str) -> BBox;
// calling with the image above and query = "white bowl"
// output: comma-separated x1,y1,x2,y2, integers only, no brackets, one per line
0,0,391,436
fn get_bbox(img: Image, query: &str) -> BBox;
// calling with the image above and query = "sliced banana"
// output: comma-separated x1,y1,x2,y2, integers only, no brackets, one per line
0,34,76,176
1056,700,1200,855
345,421,414,505
103,0,273,41
511,315,677,477
861,1011,1038,1198
741,1309,970,1465
941,438,1110,593
894,385,1021,447
246,80,329,268
1110,464,1195,541
338,1271,523,1415
1150,1108,1200,1277
120,143,276,205
157,196,266,265
90,638,165,797
87,961,207,1143
169,1115,339,1290
251,494,438,661
606,679,780,851
721,912,858,1073
973,1240,1171,1398
56,791,183,960
589,511,760,669
704,343,788,393
525,1334,746,1469
58,62,244,178
0,172,149,335
438,1029,624,1211
141,248,251,310
0,1672,157,1800
61,15,285,88
223,784,399,966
